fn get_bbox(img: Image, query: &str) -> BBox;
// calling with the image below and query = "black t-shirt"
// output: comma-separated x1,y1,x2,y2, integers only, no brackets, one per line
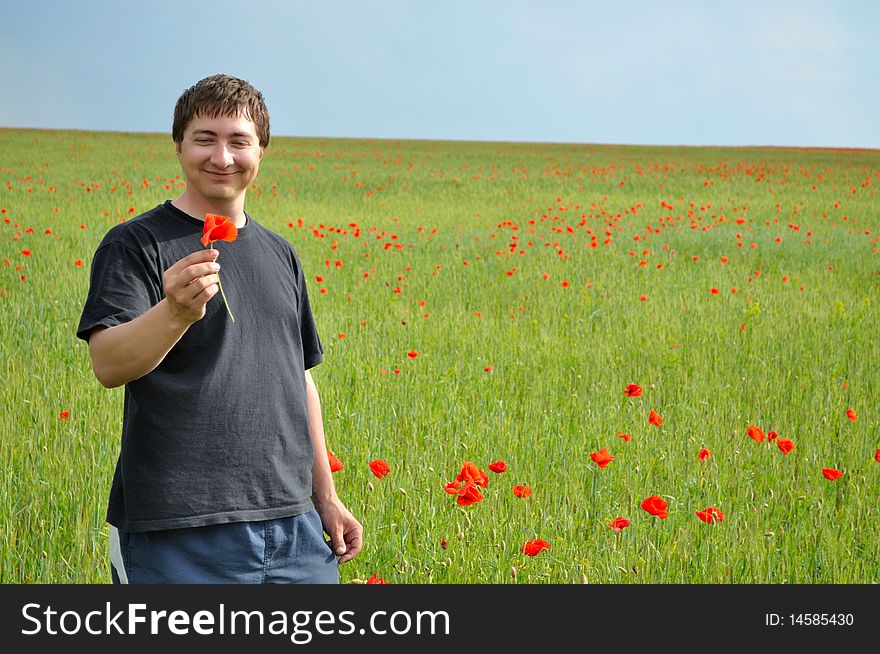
77,201,323,532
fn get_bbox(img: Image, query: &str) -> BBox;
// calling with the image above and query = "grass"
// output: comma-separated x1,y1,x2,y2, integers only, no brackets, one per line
1,127,878,583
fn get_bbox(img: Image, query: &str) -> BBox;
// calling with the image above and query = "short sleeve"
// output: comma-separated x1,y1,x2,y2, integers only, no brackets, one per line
76,237,161,342
296,258,323,370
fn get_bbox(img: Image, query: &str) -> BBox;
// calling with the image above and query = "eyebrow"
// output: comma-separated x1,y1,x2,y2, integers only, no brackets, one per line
191,129,254,139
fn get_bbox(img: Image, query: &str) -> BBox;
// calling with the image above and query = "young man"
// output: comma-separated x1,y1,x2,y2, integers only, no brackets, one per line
77,74,361,583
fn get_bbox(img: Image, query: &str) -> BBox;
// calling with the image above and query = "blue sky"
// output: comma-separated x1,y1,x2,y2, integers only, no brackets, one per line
1,0,877,148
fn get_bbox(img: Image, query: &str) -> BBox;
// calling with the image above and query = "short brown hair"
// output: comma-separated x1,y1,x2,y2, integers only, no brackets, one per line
172,74,270,148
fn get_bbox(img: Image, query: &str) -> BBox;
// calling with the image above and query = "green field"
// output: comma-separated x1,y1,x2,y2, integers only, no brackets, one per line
1,128,878,583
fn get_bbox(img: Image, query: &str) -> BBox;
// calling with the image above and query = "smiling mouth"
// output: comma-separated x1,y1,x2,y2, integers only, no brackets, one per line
204,170,238,177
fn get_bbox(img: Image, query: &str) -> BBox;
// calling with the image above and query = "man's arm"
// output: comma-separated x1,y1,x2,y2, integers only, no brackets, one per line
87,249,220,388
305,369,363,564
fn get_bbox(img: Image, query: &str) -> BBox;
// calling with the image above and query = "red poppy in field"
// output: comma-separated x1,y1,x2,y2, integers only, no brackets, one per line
327,450,344,473
698,448,711,461
625,383,642,397
641,495,668,519
455,481,484,507
695,507,724,524
746,424,765,442
59,411,70,420
368,459,390,479
845,408,858,422
648,409,663,427
590,448,614,468
456,461,489,487
617,431,631,442
512,485,532,498
521,539,550,557
710,287,719,294
444,480,463,494
609,517,631,533
767,430,778,441
21,249,31,256
776,438,795,455
488,460,507,473
441,537,447,550
875,449,880,463
483,365,494,373
822,467,843,481
200,213,238,246
75,259,83,267
407,350,418,359
366,574,389,584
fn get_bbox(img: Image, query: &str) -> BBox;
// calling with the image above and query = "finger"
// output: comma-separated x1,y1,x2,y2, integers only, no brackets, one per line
338,526,363,564
329,526,347,558
188,274,220,300
181,263,221,286
166,249,219,275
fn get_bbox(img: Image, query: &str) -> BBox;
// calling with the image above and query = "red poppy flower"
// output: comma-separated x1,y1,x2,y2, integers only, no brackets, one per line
407,350,418,359
521,539,550,557
59,411,70,420
483,365,494,373
648,409,662,427
767,430,778,441
456,461,488,487
21,249,31,256
822,467,843,481
441,537,447,550
327,450,344,473
75,259,83,267
617,431,631,442
456,481,484,507
776,438,795,455
609,517,631,533
368,459,390,479
641,495,668,519
698,447,711,461
199,213,238,321
590,448,614,468
444,480,463,494
746,424,765,442
488,460,507,473
625,383,642,397
875,449,880,464
200,213,238,246
845,408,858,422
366,574,389,584
695,507,724,524
512,485,532,498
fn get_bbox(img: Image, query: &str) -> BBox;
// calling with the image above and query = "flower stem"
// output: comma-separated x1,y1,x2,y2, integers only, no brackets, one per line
217,276,235,323
206,243,235,323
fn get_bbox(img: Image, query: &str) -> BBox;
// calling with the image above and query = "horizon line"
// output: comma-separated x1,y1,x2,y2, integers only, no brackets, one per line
1,125,877,153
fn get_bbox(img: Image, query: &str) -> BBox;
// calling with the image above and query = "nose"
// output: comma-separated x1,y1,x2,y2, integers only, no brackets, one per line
210,143,234,168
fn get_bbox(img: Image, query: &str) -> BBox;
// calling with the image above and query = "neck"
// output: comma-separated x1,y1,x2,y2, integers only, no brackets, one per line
172,190,247,227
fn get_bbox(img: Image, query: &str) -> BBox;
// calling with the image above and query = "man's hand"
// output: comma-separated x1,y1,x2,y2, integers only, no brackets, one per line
163,249,221,325
87,249,223,388
314,496,363,564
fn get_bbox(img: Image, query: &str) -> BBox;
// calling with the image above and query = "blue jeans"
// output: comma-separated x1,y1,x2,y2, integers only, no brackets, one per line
110,509,339,584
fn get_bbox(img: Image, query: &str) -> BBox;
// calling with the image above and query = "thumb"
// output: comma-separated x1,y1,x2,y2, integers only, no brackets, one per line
329,526,346,556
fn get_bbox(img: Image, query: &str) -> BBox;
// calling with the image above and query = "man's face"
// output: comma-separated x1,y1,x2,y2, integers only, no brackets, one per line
176,112,264,204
